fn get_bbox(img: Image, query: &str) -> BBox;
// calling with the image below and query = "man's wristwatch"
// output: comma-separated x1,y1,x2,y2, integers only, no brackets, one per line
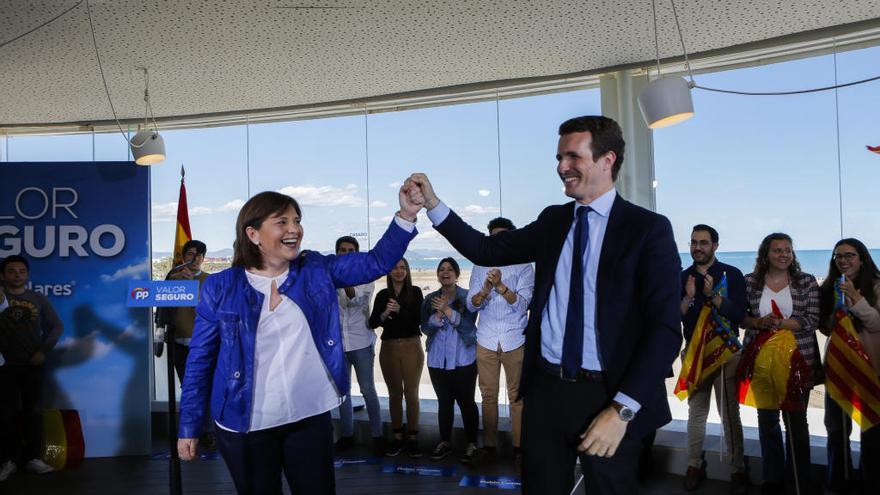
611,401,635,422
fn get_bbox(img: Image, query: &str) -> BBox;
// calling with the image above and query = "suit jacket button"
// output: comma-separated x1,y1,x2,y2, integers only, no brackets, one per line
233,371,241,378
327,339,335,346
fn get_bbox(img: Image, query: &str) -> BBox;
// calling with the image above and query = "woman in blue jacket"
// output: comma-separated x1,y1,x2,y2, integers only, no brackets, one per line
177,188,420,494
421,257,480,464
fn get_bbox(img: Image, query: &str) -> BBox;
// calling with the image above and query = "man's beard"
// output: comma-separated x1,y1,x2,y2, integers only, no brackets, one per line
693,253,714,267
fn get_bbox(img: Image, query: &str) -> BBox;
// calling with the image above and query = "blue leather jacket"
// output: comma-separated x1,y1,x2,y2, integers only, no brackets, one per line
178,221,416,438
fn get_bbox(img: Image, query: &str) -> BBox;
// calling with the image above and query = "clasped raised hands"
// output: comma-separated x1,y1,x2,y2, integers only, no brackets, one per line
395,173,441,219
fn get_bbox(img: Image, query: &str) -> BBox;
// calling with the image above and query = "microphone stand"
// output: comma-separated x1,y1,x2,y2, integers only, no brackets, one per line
163,321,183,495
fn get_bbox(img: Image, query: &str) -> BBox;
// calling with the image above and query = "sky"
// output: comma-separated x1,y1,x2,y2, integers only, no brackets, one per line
2,44,879,260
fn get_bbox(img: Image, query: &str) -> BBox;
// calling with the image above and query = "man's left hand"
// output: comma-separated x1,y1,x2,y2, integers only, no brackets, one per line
578,406,628,457
702,273,714,298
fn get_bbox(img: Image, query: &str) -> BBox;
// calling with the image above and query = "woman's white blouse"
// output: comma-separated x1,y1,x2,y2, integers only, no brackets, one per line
236,269,342,432
759,285,793,319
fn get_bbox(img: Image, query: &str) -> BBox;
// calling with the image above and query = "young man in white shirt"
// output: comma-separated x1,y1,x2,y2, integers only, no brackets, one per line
332,236,384,456
466,218,534,467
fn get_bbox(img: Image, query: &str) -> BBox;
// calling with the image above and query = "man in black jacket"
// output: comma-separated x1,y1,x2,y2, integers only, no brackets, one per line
407,116,681,494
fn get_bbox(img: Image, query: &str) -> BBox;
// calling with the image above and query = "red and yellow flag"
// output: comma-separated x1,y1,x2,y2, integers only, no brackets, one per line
825,278,880,431
42,409,85,470
675,274,742,400
171,166,192,266
737,300,811,411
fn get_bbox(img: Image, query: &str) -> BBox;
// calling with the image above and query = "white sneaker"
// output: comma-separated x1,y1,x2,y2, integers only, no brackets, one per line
0,461,16,481
25,458,54,474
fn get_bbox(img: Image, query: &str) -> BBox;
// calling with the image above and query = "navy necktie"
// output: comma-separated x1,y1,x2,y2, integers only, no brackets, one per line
561,205,591,379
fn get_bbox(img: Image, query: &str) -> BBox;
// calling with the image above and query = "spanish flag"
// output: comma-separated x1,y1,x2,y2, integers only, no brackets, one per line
825,276,880,431
171,165,192,266
675,273,743,400
42,409,85,470
737,300,811,411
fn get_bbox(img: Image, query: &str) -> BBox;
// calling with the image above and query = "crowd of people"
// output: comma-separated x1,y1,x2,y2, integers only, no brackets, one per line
1,114,879,495
677,227,880,495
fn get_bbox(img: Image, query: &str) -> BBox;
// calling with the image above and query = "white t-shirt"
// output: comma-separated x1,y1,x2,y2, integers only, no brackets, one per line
759,285,793,319
337,282,376,352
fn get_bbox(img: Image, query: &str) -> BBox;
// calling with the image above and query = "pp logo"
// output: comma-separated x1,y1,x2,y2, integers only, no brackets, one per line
131,287,150,301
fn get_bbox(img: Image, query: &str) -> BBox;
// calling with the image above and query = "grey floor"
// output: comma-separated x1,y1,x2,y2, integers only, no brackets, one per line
0,447,738,495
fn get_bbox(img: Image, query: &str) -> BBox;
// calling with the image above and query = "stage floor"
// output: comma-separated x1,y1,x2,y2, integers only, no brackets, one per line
3,446,737,494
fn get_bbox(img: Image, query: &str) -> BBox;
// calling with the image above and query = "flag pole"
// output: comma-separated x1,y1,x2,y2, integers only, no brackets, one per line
842,412,850,483
785,411,801,495
719,366,726,464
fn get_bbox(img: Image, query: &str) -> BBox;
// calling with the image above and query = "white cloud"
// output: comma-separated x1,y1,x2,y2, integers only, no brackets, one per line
461,204,500,215
151,198,246,221
152,202,178,221
370,200,388,208
100,261,150,282
389,181,401,188
277,184,363,207
218,199,245,212
189,206,213,216
478,189,491,197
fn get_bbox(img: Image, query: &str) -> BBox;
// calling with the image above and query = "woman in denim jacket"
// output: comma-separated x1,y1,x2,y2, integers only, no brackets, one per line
177,188,420,494
421,257,480,464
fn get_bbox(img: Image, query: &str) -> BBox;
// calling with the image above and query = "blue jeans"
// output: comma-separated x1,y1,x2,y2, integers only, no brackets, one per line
757,407,810,490
338,345,382,438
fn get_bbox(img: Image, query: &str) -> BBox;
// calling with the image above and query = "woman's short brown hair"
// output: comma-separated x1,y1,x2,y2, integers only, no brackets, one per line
232,191,302,270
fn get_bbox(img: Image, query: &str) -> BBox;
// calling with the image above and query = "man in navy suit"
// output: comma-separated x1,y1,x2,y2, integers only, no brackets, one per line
406,116,681,494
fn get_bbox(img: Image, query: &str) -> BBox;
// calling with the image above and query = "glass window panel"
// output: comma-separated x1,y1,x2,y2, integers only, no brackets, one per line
837,44,880,248
498,89,602,229
366,101,499,400
248,115,368,255
149,124,248,401
654,55,840,278
7,133,93,161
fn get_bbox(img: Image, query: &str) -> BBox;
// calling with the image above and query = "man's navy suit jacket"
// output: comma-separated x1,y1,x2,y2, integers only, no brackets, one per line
434,193,682,438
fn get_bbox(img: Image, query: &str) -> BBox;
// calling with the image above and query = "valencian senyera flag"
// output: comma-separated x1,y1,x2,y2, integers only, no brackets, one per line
171,165,192,267
824,275,880,431
675,273,743,400
737,299,811,411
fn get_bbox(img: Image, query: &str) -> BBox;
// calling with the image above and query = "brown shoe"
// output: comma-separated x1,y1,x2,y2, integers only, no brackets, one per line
683,464,706,491
730,471,750,495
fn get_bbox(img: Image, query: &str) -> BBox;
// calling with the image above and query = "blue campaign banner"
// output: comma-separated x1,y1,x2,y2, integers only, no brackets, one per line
127,280,199,307
459,475,522,490
0,162,151,457
381,463,457,477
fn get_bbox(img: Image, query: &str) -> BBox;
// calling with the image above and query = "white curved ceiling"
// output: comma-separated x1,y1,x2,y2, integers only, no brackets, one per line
1,0,879,127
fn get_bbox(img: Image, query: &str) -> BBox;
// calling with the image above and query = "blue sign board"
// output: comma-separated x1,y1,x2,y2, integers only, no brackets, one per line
0,162,150,457
127,280,200,307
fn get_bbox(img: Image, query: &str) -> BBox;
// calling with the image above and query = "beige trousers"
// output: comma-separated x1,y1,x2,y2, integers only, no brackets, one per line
476,343,524,448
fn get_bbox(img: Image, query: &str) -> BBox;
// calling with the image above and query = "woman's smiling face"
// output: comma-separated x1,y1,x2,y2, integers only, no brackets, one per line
247,205,303,266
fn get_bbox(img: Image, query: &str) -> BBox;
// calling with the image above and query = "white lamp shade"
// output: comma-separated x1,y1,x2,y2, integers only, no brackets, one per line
638,76,695,129
130,130,166,165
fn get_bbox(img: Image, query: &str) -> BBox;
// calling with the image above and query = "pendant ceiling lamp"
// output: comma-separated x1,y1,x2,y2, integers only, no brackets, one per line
638,0,695,129
86,0,165,165
129,69,166,166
